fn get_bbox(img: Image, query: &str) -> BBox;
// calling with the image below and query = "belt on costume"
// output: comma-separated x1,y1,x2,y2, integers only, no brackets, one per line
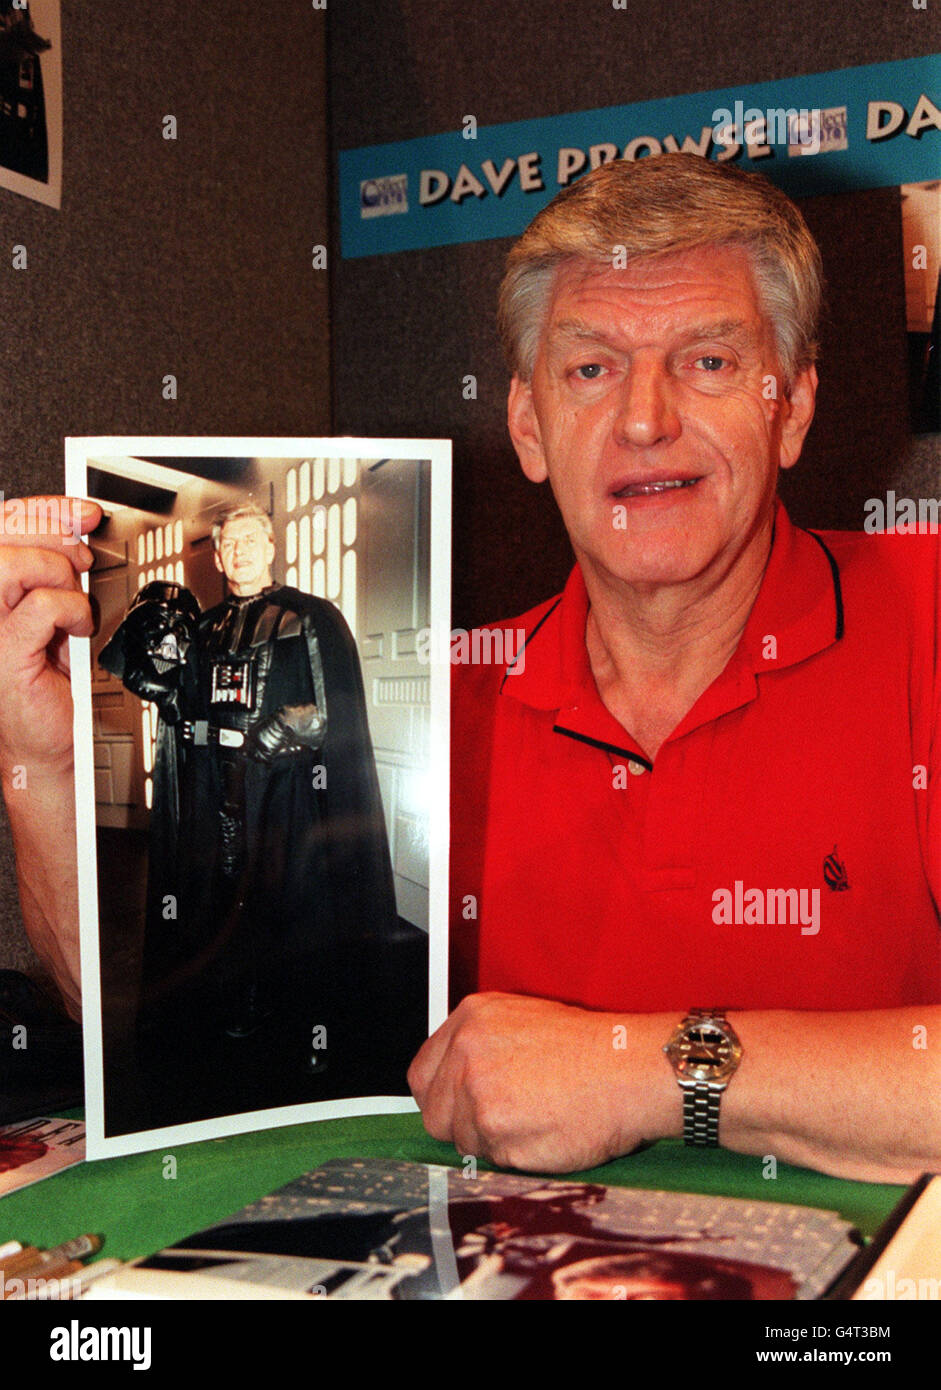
181,721,245,749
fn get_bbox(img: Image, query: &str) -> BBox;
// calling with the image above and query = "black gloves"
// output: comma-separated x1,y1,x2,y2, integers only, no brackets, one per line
245,703,325,763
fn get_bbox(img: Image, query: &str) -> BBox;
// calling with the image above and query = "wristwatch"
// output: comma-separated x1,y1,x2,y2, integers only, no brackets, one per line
663,1009,743,1147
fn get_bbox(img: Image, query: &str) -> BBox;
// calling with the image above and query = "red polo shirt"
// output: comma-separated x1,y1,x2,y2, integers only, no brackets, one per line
450,502,940,1013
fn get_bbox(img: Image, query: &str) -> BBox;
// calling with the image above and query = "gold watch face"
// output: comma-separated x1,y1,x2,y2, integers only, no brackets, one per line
665,1017,743,1083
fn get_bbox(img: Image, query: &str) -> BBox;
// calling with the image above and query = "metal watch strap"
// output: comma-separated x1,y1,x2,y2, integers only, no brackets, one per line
664,1008,742,1150
682,1082,721,1147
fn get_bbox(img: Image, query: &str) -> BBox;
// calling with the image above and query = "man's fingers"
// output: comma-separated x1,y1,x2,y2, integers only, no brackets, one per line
0,546,83,615
0,496,99,569
407,1011,460,1106
447,1081,484,1161
1,587,95,671
0,531,95,571
416,1043,492,1162
410,1023,487,1158
413,1041,461,1144
1,495,101,537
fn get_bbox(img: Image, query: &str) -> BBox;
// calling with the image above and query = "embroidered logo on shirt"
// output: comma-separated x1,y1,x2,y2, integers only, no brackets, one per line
823,846,850,892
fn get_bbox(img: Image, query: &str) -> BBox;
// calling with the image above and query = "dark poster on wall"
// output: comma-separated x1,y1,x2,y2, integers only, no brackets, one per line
0,0,60,207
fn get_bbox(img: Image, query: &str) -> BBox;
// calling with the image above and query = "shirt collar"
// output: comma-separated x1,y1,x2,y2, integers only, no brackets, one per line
502,501,844,736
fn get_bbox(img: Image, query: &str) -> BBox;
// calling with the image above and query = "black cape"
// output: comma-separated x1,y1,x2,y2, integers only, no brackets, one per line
147,587,396,995
135,587,406,1119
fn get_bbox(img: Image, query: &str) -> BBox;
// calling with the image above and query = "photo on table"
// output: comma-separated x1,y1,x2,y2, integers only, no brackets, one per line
81,1158,866,1301
65,437,451,1159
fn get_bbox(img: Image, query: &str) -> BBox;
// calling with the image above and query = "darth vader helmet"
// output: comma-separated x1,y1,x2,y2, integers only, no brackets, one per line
99,581,201,683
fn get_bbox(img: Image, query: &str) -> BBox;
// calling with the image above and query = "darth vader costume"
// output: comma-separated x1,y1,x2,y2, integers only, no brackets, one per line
99,580,403,1125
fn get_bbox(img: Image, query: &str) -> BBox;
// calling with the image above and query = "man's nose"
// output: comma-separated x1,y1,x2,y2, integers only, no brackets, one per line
613,356,681,449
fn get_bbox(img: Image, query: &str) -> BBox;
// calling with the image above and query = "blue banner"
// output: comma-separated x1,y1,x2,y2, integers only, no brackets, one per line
339,55,939,259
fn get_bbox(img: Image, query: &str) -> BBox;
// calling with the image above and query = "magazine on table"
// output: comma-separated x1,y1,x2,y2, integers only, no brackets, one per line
81,1156,871,1301
0,1118,85,1197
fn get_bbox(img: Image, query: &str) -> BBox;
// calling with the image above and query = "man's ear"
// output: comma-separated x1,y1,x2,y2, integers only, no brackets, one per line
779,365,817,472
213,550,224,574
507,375,549,484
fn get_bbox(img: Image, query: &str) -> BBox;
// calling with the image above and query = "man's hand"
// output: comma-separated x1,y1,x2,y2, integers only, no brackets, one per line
410,993,941,1183
407,991,678,1172
0,498,99,777
0,497,101,1016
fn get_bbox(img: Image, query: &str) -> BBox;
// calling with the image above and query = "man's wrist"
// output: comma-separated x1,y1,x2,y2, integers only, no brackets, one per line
610,1011,684,1149
2,751,75,795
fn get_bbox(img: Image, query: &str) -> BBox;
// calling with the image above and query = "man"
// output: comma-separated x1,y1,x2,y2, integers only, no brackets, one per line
98,503,398,1108
409,155,940,1183
0,158,937,1174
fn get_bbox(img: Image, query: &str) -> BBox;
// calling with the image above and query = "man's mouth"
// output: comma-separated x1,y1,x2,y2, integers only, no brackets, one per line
612,477,702,499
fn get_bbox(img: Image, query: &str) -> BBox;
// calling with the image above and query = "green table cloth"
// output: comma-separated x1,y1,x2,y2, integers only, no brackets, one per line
0,1110,905,1263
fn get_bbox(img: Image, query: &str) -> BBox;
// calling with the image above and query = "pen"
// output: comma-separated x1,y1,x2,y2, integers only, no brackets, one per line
0,1234,102,1277
0,1246,43,1276
42,1234,103,1263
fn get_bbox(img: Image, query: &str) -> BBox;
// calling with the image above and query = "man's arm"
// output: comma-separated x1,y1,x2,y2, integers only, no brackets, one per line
408,992,941,1182
0,499,101,1018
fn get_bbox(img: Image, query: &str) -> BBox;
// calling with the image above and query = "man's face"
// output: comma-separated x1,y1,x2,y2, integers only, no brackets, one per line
214,516,275,596
508,245,816,594
552,1271,690,1300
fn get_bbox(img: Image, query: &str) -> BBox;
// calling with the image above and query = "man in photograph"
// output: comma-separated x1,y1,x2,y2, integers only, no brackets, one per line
409,154,940,1184
99,501,397,1108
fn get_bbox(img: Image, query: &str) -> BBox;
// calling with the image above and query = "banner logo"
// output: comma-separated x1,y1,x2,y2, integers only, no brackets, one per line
360,174,408,219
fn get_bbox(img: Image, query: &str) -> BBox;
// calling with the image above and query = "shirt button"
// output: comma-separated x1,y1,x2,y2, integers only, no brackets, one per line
628,761,647,776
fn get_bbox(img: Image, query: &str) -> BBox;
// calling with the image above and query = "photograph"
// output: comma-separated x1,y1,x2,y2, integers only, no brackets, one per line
0,0,61,207
66,438,451,1156
91,1158,861,1301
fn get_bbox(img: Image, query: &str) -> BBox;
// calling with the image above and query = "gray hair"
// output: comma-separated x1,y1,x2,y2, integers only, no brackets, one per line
211,501,275,552
498,154,823,390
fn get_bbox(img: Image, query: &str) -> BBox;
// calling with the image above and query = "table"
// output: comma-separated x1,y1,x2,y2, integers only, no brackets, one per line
0,1110,906,1263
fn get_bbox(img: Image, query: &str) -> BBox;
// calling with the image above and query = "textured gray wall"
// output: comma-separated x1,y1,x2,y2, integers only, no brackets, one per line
329,0,940,628
0,1,329,976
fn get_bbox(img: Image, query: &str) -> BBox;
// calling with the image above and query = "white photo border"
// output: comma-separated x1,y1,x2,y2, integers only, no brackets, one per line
65,435,452,1160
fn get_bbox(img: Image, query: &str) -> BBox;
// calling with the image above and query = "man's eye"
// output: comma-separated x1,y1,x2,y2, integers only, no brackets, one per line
694,355,726,372
574,363,604,380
